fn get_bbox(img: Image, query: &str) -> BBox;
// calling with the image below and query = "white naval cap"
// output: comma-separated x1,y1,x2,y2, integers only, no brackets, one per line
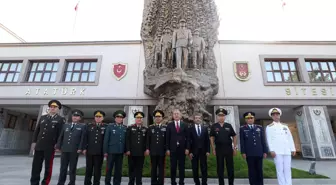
268,107,282,117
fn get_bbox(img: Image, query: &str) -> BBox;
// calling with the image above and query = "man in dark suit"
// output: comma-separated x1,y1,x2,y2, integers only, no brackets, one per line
56,109,86,185
126,111,148,185
210,108,237,185
104,110,127,185
240,112,268,185
30,100,65,185
166,109,189,185
188,113,210,185
83,110,107,185
146,110,167,185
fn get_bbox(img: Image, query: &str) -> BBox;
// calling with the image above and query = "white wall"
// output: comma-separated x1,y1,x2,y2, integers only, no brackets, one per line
0,41,336,100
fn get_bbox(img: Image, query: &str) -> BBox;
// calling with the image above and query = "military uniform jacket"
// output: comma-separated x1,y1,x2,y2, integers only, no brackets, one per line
146,124,167,156
103,123,127,154
84,123,107,155
33,114,65,151
56,123,86,153
240,124,268,157
126,125,148,156
210,122,236,154
266,122,295,155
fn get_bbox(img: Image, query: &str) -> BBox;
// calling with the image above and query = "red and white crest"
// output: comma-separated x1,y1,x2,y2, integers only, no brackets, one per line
112,63,128,80
233,61,251,81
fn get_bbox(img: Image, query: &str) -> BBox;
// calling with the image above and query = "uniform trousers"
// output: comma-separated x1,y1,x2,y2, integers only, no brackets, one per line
150,156,165,185
274,154,292,185
105,154,124,185
191,148,208,185
57,152,79,185
30,150,55,185
216,150,234,185
84,154,104,185
246,156,263,185
170,146,186,185
128,156,145,185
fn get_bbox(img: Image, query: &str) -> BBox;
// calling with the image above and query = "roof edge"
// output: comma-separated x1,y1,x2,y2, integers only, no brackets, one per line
1,39,336,47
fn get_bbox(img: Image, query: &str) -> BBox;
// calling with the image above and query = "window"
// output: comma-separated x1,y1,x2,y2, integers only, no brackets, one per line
305,60,336,82
5,114,17,129
63,60,97,82
27,61,58,82
29,119,37,131
264,60,300,82
0,61,22,83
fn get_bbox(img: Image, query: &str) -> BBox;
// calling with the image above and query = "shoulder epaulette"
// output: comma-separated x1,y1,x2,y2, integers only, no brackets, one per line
280,123,288,126
240,125,245,128
149,125,154,127
268,123,274,127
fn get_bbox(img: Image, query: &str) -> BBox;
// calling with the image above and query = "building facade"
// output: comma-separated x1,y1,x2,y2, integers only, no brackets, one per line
0,40,335,160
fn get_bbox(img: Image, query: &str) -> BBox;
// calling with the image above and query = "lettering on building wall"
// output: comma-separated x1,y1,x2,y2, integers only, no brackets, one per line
25,88,86,96
285,87,334,96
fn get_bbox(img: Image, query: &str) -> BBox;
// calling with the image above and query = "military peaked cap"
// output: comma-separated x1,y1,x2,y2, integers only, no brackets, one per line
48,99,62,109
94,110,105,117
215,108,227,115
243,112,255,119
72,109,84,117
113,110,126,118
134,111,145,118
153,110,164,117
268,107,282,117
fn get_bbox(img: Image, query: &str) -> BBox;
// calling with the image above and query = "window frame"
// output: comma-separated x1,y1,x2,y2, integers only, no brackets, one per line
305,59,336,83
264,59,301,83
0,56,102,86
62,59,98,83
26,60,59,83
4,114,17,129
0,60,23,83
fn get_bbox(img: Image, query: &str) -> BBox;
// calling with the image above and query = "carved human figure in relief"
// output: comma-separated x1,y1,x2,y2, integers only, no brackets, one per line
160,28,173,68
172,19,192,69
191,29,206,68
154,33,162,68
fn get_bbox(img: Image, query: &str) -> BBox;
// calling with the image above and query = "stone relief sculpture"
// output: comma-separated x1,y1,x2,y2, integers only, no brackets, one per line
141,0,220,122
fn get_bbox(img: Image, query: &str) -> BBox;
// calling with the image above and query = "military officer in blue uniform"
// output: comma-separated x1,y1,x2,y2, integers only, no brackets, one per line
240,112,268,185
126,111,148,185
104,110,127,185
146,110,167,185
30,100,65,185
56,109,86,185
83,110,107,185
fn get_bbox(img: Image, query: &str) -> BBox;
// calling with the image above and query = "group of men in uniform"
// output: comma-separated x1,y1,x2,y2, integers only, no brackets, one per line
29,99,296,185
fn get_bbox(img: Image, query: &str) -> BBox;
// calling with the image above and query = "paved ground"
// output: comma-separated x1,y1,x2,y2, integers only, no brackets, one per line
1,155,336,185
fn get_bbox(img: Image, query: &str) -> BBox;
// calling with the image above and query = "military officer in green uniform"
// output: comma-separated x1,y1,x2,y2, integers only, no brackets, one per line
104,110,127,185
126,111,149,185
56,109,86,185
83,110,107,185
30,100,65,185
146,110,167,185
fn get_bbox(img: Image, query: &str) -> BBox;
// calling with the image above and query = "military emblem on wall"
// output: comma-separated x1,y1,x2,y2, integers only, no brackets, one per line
112,63,128,81
233,61,251,81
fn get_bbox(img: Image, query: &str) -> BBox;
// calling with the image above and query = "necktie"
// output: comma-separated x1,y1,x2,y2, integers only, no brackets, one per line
197,125,201,136
176,121,180,132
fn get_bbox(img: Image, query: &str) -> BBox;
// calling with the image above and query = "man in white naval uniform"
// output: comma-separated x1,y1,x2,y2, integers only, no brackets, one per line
266,108,296,185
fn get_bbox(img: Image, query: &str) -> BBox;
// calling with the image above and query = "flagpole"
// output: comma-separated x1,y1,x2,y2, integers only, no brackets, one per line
72,1,80,40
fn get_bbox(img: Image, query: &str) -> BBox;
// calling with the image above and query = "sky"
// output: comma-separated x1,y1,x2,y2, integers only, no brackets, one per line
0,0,336,42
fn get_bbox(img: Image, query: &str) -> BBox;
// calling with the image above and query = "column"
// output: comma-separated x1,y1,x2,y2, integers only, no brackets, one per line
124,106,149,127
214,106,241,149
294,106,336,159
29,105,71,156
